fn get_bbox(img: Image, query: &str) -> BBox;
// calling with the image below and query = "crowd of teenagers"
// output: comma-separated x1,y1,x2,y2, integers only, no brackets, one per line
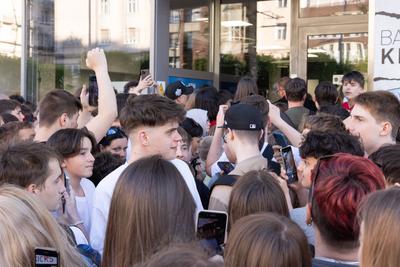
0,48,400,267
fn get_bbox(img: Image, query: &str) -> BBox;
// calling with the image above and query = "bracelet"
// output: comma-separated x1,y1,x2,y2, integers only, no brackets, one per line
71,220,84,227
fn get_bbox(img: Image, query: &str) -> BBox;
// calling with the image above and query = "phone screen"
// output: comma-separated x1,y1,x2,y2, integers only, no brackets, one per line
217,161,234,174
196,211,228,255
35,247,59,267
140,69,150,80
281,146,298,184
88,75,98,106
273,132,289,148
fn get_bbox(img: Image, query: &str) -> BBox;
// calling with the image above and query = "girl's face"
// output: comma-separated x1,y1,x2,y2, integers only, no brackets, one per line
64,137,95,179
101,137,128,161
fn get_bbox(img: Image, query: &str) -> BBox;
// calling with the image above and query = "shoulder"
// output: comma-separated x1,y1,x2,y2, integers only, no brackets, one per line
95,163,128,196
80,178,95,191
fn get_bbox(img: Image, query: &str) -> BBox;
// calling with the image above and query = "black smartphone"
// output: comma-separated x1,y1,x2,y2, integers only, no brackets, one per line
281,146,298,184
196,210,228,255
88,75,98,106
140,69,150,79
35,247,59,267
273,131,289,148
217,161,234,174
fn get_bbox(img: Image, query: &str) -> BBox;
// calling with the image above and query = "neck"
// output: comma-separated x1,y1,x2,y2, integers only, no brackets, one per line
127,142,154,164
288,101,304,109
314,228,359,262
234,144,261,163
366,138,395,156
65,172,81,191
34,125,59,142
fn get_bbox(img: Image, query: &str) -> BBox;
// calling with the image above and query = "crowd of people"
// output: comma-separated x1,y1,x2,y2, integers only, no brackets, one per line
0,48,399,267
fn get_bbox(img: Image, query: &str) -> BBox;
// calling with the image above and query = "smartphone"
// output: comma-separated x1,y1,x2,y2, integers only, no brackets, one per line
35,247,59,267
140,69,150,80
281,146,298,184
217,161,235,174
273,131,289,148
88,75,98,106
196,210,228,255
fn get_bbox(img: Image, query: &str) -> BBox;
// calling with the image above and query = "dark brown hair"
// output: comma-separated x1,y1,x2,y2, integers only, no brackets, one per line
285,78,307,102
47,128,97,158
0,121,33,145
0,99,21,114
301,113,347,133
0,141,62,188
354,91,400,140
368,144,400,185
228,170,289,228
102,155,196,267
225,213,312,267
38,90,82,127
120,94,186,134
234,76,258,102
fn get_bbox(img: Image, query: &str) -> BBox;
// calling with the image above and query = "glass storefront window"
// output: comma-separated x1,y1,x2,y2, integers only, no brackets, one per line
169,0,210,72
300,0,369,18
307,32,368,83
26,0,150,103
0,0,22,96
220,0,290,96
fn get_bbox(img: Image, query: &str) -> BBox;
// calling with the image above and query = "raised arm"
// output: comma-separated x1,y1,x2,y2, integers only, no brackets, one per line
205,105,228,176
84,48,118,143
267,100,302,147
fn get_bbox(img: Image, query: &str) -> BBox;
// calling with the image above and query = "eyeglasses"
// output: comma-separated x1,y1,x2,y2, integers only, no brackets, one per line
308,155,335,207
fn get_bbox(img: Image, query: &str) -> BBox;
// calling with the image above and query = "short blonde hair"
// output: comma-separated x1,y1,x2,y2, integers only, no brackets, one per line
0,185,85,267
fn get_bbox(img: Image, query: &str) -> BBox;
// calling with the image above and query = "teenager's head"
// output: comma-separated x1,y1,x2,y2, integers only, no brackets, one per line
38,89,82,128
120,94,185,160
341,71,365,100
225,213,311,267
276,76,290,98
228,170,289,228
180,117,203,158
221,104,263,163
240,94,270,129
0,142,64,211
0,186,85,267
308,153,385,251
301,113,347,135
98,126,128,160
314,81,338,107
0,121,35,145
89,151,124,186
233,76,258,102
298,130,364,188
47,128,96,179
165,81,194,106
358,188,400,267
285,78,307,102
176,127,192,163
347,91,400,155
0,99,24,121
194,87,219,122
103,155,196,266
368,144,400,186
217,89,233,106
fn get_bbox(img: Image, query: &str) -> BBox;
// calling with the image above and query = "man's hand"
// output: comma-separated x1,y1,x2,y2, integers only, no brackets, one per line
130,75,155,95
79,84,97,112
86,48,108,73
216,105,229,128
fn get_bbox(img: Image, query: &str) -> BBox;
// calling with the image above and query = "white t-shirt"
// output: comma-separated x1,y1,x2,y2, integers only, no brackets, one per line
90,159,203,254
75,178,95,233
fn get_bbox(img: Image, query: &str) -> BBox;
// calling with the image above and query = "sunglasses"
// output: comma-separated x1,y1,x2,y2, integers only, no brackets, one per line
308,155,335,207
106,127,123,137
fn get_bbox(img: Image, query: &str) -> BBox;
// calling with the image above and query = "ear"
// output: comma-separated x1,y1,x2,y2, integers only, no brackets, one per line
380,121,392,137
59,113,69,128
138,129,149,146
259,129,264,141
306,203,312,226
26,184,38,194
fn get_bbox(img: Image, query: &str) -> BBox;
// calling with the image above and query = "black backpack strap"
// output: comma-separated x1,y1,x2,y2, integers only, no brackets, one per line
210,175,239,193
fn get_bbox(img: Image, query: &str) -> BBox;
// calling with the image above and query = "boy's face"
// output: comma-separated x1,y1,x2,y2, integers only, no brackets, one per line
176,139,192,163
342,79,364,100
346,104,383,155
191,137,201,158
297,157,318,188
35,158,65,212
145,121,182,160
11,107,25,122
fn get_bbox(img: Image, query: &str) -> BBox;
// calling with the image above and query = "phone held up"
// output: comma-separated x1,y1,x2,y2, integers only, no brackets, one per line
140,69,155,94
281,145,298,184
35,247,59,267
196,210,228,255
88,75,98,107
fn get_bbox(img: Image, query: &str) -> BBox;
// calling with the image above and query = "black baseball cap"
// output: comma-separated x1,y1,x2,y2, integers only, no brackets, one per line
219,103,263,131
165,81,194,100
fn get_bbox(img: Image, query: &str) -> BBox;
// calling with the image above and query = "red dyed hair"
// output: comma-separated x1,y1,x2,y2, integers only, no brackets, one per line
311,153,385,249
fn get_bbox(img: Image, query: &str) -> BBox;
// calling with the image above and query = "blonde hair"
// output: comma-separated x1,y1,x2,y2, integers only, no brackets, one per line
359,187,400,267
0,185,85,267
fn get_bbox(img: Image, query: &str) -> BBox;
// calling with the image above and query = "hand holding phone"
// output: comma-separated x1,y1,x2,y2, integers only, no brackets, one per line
281,146,298,184
196,210,228,255
35,247,59,267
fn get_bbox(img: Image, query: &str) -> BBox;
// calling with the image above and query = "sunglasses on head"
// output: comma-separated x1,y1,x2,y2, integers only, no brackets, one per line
106,127,123,137
308,155,335,206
